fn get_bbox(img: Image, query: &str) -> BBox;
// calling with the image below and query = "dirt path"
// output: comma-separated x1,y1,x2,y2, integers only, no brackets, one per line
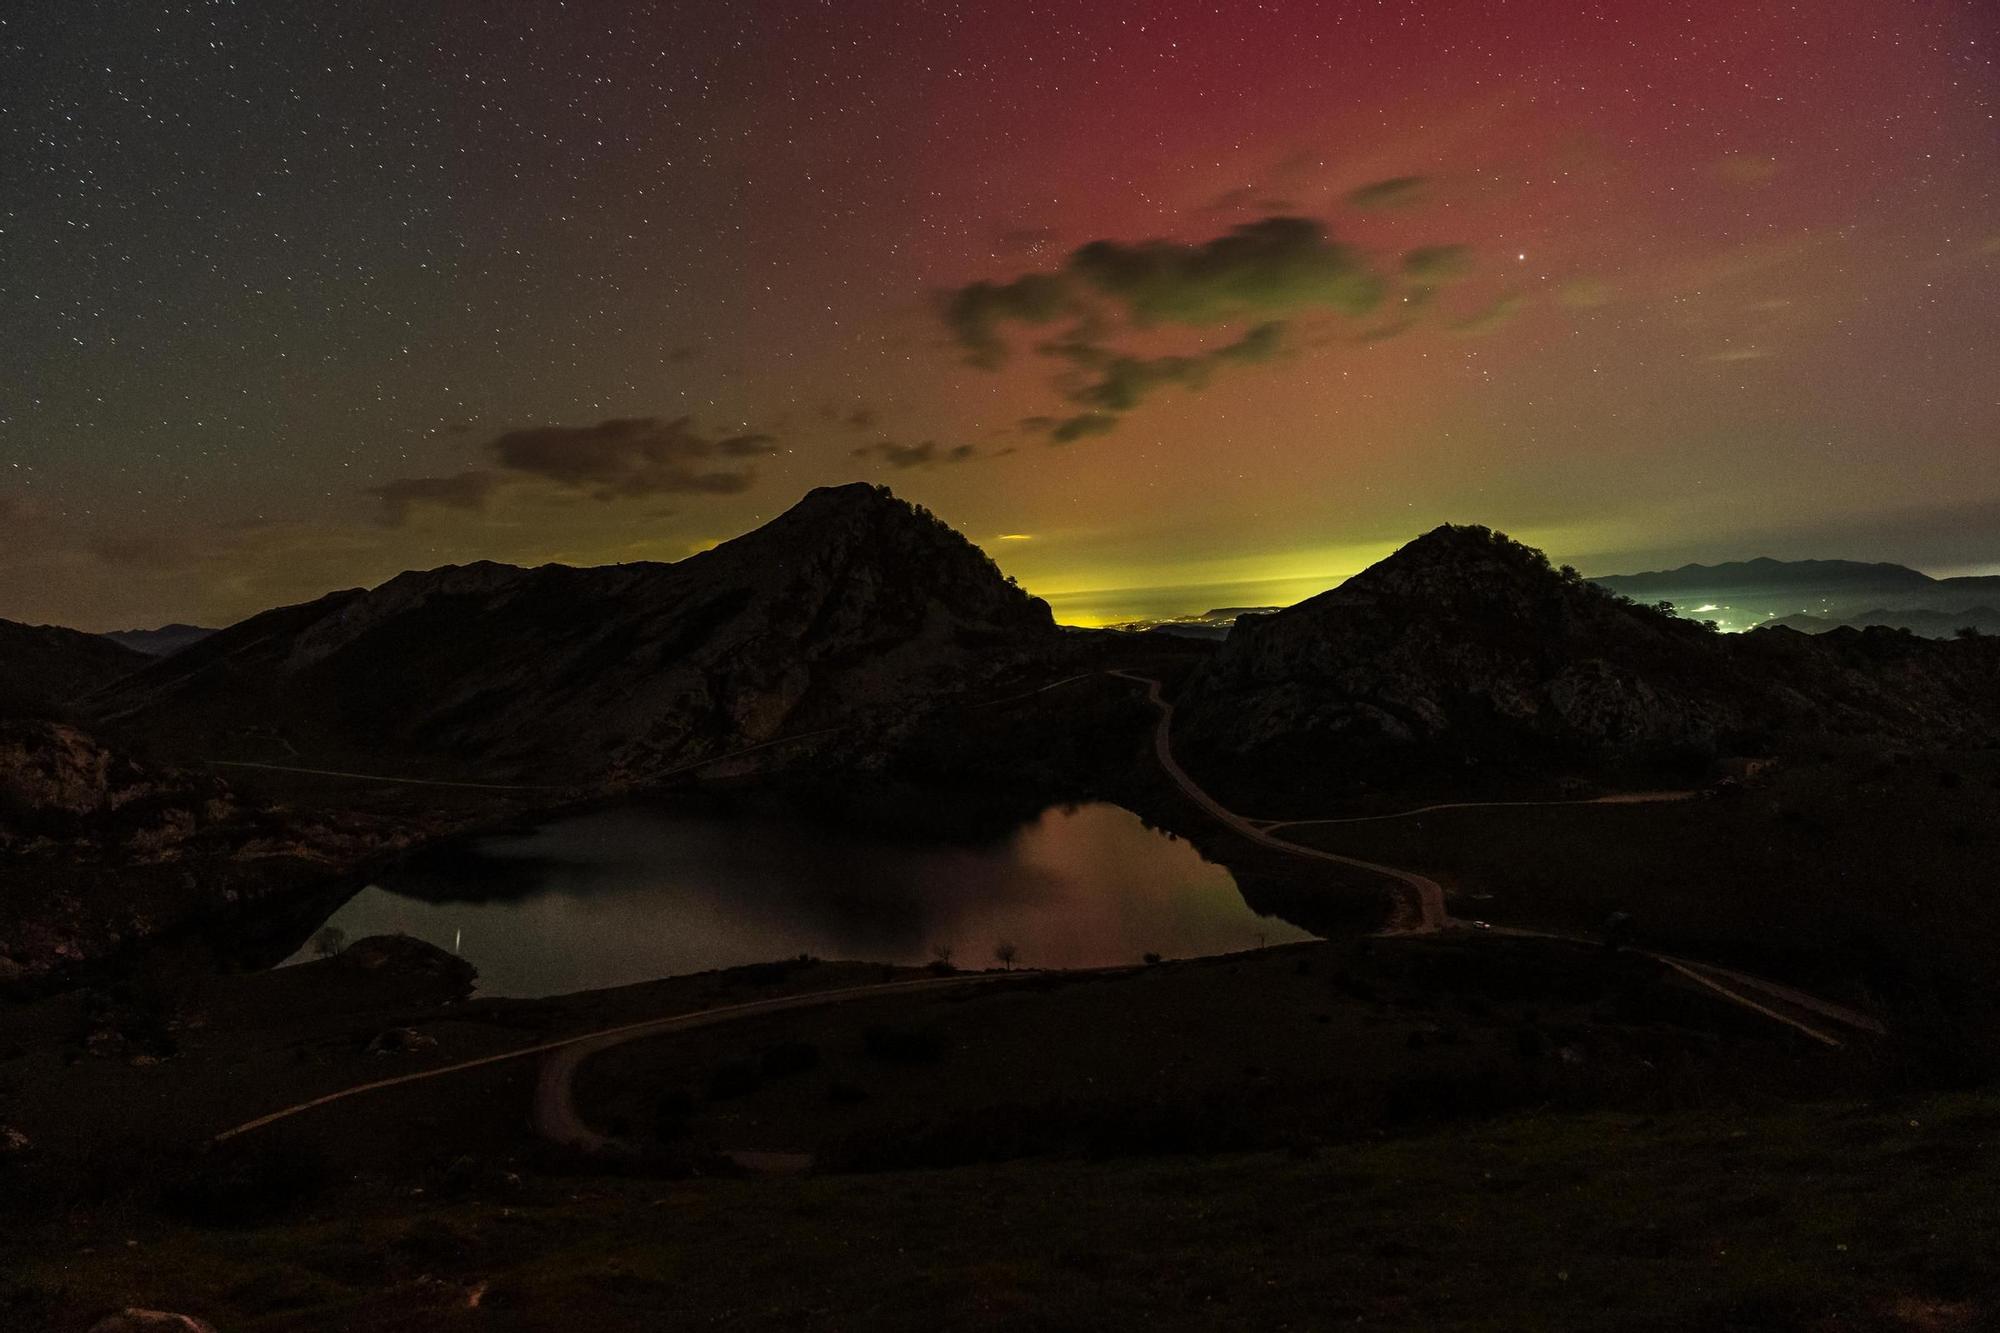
1257,790,1698,830
213,972,1054,1145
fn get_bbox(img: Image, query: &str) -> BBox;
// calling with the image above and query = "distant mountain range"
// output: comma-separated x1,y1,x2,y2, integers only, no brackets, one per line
99,623,216,657
1592,557,2000,635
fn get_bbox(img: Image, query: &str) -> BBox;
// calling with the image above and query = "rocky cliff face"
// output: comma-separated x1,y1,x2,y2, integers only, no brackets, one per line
93,485,1058,782
1178,524,2000,778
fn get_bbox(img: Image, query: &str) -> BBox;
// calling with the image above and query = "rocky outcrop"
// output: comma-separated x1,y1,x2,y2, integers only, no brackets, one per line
93,485,1059,782
0,718,445,982
0,720,237,857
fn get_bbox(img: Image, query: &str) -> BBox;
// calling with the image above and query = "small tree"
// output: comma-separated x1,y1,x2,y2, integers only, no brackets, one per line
993,940,1019,970
930,943,955,971
1957,625,1983,640
311,925,348,958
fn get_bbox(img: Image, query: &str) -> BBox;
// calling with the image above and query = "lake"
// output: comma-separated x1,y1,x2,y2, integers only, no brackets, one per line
285,801,1313,996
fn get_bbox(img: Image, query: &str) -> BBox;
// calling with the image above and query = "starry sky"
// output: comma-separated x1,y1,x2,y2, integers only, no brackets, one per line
3,0,1996,630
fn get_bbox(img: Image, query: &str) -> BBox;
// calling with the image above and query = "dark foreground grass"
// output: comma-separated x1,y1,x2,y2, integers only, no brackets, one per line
8,1092,1999,1331
1284,752,2000,1063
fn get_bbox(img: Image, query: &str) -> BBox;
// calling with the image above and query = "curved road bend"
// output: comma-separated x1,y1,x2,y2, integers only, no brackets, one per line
531,972,1055,1150
1105,670,1881,1048
1106,670,1450,934
214,972,1058,1146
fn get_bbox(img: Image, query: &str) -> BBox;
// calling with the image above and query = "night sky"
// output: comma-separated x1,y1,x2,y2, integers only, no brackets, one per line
4,0,1996,630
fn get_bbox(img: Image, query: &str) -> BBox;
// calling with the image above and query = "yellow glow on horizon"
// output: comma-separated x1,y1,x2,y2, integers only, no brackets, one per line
1008,519,1634,627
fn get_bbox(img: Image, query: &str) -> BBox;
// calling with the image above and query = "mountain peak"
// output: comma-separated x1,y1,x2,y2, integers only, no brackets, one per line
1394,523,1552,568
798,481,895,507
1297,523,1572,615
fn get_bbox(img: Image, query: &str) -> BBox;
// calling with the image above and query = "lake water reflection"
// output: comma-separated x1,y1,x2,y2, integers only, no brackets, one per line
285,801,1312,997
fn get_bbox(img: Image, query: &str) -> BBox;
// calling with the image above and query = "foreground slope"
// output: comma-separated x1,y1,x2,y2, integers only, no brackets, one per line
93,485,1057,782
0,619,149,718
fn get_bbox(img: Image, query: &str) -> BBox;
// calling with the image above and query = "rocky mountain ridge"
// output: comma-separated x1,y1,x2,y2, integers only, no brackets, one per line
91,484,1059,782
1179,524,2000,784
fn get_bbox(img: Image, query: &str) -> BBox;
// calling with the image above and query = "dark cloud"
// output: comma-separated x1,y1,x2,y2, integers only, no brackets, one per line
370,417,779,525
949,214,1473,444
1047,413,1120,444
489,416,775,499
1346,175,1429,210
367,471,502,527
943,272,1078,369
851,439,978,469
951,218,1383,373
1068,217,1384,326
1061,321,1287,415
